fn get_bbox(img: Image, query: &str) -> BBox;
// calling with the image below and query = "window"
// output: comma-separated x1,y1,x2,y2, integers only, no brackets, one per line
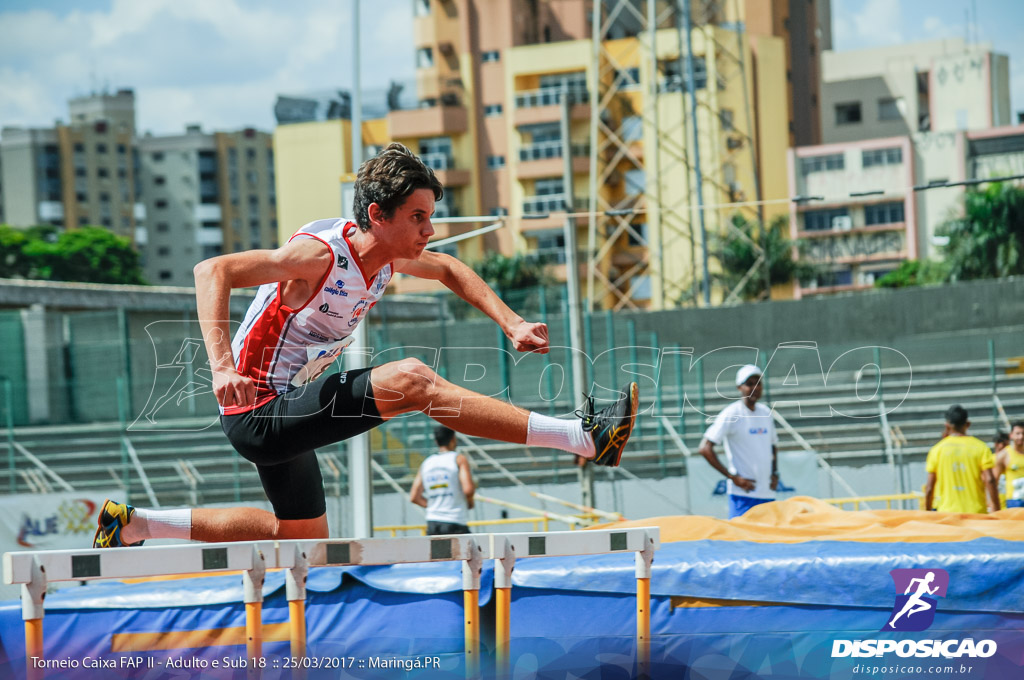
202,245,223,259
416,47,434,69
719,109,735,131
878,97,902,121
481,50,500,63
96,143,108,154
73,143,84,153
98,167,109,178
864,202,905,225
799,153,844,174
159,271,172,281
484,104,503,117
157,246,171,256
154,176,166,185
835,102,862,125
413,0,430,16
486,155,506,170
862,147,902,168
99,192,110,203
156,222,169,232
152,152,164,162
155,199,168,209
621,116,643,142
803,208,850,232
627,223,648,246
75,167,86,177
532,232,566,264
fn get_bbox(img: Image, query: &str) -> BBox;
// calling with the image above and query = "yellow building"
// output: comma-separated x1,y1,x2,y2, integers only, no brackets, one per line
273,0,799,307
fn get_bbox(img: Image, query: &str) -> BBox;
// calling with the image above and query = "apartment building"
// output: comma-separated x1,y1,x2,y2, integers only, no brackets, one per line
821,39,1011,144
0,90,141,239
138,126,276,285
789,39,1017,299
273,0,795,307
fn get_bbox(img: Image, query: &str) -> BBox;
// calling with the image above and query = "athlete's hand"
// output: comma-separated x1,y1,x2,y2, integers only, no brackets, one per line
731,475,756,492
508,320,549,354
212,369,256,408
770,473,779,491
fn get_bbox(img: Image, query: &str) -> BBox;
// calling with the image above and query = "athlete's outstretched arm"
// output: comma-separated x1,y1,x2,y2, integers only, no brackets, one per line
395,250,549,353
193,239,332,407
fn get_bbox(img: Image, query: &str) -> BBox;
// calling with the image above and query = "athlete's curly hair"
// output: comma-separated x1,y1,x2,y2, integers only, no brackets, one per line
352,142,443,231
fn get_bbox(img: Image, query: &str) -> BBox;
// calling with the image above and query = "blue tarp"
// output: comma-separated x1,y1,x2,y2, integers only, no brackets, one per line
0,538,1021,679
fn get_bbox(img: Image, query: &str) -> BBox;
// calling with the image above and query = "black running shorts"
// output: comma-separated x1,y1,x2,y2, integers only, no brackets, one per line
220,367,384,520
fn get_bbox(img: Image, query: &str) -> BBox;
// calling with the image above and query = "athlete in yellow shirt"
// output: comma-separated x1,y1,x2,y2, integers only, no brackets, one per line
994,421,1024,508
924,405,999,514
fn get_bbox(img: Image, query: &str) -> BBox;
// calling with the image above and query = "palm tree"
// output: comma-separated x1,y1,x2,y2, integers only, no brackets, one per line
711,214,814,301
941,182,1024,281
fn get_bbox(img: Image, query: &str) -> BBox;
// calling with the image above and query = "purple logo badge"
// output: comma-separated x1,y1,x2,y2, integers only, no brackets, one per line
884,568,949,631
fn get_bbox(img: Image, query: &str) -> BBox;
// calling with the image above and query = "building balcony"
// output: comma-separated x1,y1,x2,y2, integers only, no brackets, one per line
413,15,457,55
420,152,471,187
388,105,468,139
520,194,588,232
513,88,591,128
517,141,590,180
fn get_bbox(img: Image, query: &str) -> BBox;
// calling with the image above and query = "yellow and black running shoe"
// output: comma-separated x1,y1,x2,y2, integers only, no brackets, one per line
92,499,145,548
578,382,639,467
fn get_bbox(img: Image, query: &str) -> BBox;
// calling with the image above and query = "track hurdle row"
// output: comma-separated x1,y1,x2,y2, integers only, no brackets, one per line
4,527,659,679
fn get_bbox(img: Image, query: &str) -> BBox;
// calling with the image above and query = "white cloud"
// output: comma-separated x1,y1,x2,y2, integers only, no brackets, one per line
851,0,904,46
0,0,415,136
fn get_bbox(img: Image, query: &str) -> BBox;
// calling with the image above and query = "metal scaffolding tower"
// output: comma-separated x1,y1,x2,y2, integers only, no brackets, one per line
586,0,769,311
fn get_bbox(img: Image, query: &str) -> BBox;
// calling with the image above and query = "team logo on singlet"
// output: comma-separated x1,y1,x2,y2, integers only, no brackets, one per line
348,299,370,327
319,303,330,313
324,279,348,296
338,254,349,270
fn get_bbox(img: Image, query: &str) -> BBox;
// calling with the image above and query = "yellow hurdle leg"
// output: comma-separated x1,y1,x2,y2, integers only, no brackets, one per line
25,618,43,680
245,601,262,679
289,599,307,658
463,589,479,679
495,587,511,677
637,577,651,677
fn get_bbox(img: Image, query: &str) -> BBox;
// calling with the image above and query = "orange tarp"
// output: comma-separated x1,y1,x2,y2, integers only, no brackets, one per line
596,496,1024,543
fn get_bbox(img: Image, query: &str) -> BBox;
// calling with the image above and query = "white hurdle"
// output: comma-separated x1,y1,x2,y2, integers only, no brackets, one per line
4,527,659,679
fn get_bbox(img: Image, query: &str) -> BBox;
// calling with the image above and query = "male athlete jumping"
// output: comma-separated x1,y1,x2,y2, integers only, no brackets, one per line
94,143,638,547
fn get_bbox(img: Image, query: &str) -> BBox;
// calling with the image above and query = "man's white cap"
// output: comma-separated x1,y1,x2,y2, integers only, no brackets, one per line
735,364,762,386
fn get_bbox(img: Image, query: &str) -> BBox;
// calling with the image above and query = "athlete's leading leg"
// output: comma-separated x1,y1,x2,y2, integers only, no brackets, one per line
369,358,639,467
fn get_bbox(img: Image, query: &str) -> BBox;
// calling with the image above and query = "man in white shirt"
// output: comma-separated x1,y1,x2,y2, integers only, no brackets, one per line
410,427,475,535
699,364,779,518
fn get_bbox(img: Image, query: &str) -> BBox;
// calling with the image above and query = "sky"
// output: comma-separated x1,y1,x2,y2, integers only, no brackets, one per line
0,0,1022,137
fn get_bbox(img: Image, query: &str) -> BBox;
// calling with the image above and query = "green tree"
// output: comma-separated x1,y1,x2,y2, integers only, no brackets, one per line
23,226,147,284
712,214,814,300
940,182,1024,281
0,225,31,278
874,259,950,288
472,251,549,292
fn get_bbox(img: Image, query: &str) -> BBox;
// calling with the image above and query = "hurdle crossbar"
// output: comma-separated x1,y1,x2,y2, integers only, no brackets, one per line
4,528,659,679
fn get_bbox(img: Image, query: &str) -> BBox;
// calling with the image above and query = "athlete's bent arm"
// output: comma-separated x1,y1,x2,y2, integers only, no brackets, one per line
395,251,549,353
699,439,755,492
193,239,333,407
457,454,476,510
982,468,1000,512
924,472,937,511
409,469,428,508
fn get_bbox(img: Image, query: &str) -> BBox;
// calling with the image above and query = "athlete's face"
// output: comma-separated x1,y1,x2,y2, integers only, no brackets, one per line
1012,426,1024,450
738,375,762,403
379,188,436,258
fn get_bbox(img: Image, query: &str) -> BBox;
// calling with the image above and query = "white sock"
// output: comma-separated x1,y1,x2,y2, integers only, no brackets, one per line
527,412,596,458
123,508,192,543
